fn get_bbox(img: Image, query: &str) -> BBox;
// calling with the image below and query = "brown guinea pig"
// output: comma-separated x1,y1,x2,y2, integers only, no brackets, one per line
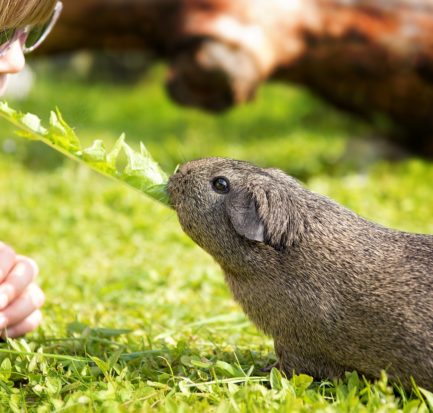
167,157,433,389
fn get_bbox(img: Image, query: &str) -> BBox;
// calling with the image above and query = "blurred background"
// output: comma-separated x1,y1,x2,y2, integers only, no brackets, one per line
3,0,433,169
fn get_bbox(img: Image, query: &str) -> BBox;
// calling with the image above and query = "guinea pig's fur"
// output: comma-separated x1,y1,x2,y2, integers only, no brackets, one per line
167,157,433,389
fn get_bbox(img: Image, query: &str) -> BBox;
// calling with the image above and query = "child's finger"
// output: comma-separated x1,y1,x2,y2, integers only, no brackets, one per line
0,256,39,310
0,283,44,330
0,242,16,284
2,309,43,338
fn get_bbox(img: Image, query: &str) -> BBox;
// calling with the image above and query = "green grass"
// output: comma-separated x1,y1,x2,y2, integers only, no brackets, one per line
0,59,432,411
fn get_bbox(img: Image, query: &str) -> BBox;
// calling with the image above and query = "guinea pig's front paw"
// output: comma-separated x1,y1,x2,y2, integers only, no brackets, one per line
261,360,282,373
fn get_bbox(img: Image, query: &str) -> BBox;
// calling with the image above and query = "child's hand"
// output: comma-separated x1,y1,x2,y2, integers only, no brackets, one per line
0,242,45,338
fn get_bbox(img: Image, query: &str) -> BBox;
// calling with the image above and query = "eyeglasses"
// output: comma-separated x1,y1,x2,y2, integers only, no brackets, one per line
0,1,63,57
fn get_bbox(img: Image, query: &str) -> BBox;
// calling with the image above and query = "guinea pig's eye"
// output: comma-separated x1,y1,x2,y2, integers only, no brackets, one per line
211,176,230,194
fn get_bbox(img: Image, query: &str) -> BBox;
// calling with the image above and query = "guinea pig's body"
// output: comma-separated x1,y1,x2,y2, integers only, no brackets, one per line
167,157,433,389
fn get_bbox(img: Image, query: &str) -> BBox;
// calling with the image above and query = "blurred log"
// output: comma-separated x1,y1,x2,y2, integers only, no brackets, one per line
39,0,433,154
39,0,180,54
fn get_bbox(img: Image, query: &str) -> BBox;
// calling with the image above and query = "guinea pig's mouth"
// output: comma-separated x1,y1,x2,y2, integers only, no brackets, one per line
166,178,177,210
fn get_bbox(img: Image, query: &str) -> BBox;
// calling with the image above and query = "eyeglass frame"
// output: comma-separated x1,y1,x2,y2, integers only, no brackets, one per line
0,1,63,57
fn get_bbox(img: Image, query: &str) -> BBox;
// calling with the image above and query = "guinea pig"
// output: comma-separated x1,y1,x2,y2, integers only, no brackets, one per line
167,157,433,390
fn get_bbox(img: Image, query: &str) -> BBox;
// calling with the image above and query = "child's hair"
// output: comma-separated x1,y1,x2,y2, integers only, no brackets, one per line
0,0,57,29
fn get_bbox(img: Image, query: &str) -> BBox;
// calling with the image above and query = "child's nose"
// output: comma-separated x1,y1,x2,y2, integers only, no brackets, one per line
0,40,25,74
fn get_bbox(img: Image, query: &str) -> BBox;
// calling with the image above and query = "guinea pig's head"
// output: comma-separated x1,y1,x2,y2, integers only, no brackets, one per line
167,157,307,259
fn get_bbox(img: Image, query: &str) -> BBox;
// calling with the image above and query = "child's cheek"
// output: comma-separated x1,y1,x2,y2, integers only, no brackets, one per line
0,75,9,96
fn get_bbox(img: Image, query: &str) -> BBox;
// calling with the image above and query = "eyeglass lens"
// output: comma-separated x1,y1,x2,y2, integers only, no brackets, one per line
24,20,52,52
0,28,16,48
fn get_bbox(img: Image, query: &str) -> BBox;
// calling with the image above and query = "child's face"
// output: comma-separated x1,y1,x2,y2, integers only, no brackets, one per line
0,39,25,96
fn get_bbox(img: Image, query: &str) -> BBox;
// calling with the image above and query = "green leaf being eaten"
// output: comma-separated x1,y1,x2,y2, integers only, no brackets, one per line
0,101,170,205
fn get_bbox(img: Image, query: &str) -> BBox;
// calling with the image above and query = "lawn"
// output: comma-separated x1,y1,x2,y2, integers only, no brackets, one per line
0,57,432,412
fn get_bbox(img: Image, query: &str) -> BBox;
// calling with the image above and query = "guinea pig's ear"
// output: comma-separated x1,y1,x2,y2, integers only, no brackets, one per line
226,182,305,251
225,188,265,243
254,182,305,251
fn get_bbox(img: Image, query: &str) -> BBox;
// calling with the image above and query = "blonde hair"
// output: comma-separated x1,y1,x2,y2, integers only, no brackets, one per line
0,0,57,29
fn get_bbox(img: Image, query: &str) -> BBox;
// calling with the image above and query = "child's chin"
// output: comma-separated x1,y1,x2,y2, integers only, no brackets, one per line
0,75,9,96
